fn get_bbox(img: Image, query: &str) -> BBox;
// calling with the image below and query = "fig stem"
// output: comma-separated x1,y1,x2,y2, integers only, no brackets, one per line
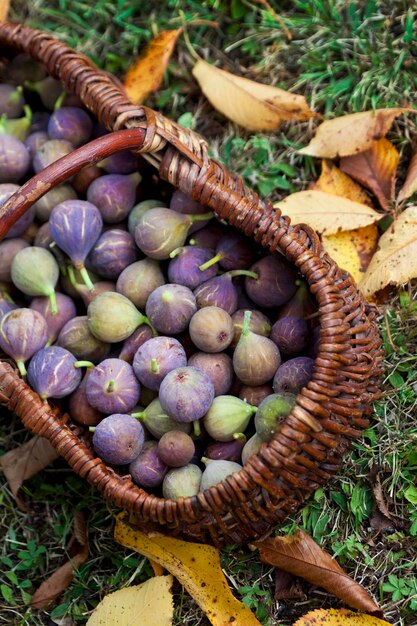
193,420,201,437
88,426,96,432
227,270,258,280
142,316,158,337
67,265,79,289
74,360,94,369
8,86,22,105
198,253,222,271
150,358,159,374
241,310,252,338
16,360,27,377
169,247,184,259
48,289,58,316
190,211,213,223
106,380,115,393
53,90,67,111
188,238,196,246
131,412,145,420
79,266,95,292
201,456,211,466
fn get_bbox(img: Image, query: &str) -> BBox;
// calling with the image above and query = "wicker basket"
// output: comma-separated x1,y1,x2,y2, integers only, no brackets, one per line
0,22,384,547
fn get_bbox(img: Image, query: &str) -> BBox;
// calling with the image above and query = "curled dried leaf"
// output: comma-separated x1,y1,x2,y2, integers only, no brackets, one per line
311,160,373,206
322,224,379,284
398,150,417,202
294,608,392,626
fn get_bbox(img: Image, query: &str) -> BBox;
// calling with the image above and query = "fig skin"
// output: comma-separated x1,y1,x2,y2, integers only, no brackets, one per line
245,255,298,308
190,221,226,252
254,392,297,442
129,441,167,488
72,165,103,195
231,309,271,348
146,284,197,335
189,306,234,353
169,189,210,233
100,149,140,175
0,297,17,321
87,172,141,224
127,199,166,236
87,292,150,343
194,270,256,315
188,352,233,397
0,308,48,376
277,280,317,320
11,246,59,314
233,311,281,386
238,384,273,407
33,139,73,173
241,433,263,465
201,232,255,272
27,345,83,399
204,437,246,463
0,84,25,118
116,258,165,310
162,464,202,501
57,316,110,363
47,106,93,147
132,398,191,439
0,238,29,282
203,395,256,442
200,459,243,491
270,315,309,356
0,135,30,182
272,356,315,395
0,184,35,239
168,245,218,289
92,413,145,465
119,324,154,364
30,292,77,345
159,366,215,424
76,280,116,308
33,184,77,222
88,228,137,280
68,370,103,427
132,336,187,390
24,130,48,159
157,431,195,468
86,358,141,414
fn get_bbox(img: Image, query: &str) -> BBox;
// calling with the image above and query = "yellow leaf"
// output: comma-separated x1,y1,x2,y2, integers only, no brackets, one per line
312,160,373,206
274,190,381,235
86,575,174,626
359,206,417,297
192,59,316,131
0,0,10,21
322,225,379,284
115,514,262,626
398,150,417,202
124,29,183,105
299,108,412,158
294,608,392,626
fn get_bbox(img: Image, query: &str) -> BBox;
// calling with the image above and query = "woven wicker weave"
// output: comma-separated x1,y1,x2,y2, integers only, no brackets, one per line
0,22,384,546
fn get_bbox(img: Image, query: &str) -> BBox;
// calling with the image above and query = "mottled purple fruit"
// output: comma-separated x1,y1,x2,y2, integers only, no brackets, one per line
87,292,150,343
116,258,165,310
100,150,140,175
30,292,77,344
0,84,25,118
168,246,218,289
245,255,298,308
119,324,154,364
254,392,296,442
270,316,309,356
158,431,195,468
204,437,246,463
77,280,116,307
27,346,83,399
0,184,35,239
85,358,140,414
0,238,29,282
189,221,226,252
33,139,73,173
87,172,141,223
57,316,110,363
48,106,93,147
132,398,191,439
231,309,271,348
189,306,234,353
200,232,254,272
135,208,211,260
30,111,50,133
127,199,166,236
133,336,187,390
146,284,197,335
0,296,17,320
238,384,273,407
159,366,214,423
72,165,103,195
241,433,262,465
11,247,59,314
129,441,167,488
87,229,137,280
33,184,77,222
92,413,145,465
0,135,30,182
33,223,68,271
162,464,202,501
169,190,210,234
0,308,48,376
203,395,256,442
233,311,281,386
200,459,242,491
272,356,315,395
194,270,257,315
188,352,233,397
24,130,48,159
68,370,103,426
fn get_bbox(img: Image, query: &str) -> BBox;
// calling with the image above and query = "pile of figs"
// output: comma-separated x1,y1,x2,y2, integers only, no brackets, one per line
0,54,320,501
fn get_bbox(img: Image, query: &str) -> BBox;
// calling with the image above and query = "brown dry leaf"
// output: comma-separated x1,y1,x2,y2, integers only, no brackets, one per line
192,59,316,131
0,435,59,511
274,190,381,235
398,150,417,202
31,511,89,609
322,225,379,284
312,160,373,206
0,0,10,21
359,206,417,297
86,575,174,626
115,514,262,626
294,608,392,626
124,29,183,105
299,108,412,158
254,530,382,616
340,138,399,211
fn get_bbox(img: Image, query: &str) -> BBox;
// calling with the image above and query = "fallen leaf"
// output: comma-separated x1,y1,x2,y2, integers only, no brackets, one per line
274,190,381,235
340,139,399,211
299,108,412,158
253,530,382,616
368,468,404,532
192,59,316,131
0,435,59,511
359,206,417,297
274,568,305,600
86,575,174,626
294,608,392,626
0,0,10,21
115,514,262,626
322,224,379,284
398,150,417,202
31,511,89,609
311,160,373,206
124,29,183,105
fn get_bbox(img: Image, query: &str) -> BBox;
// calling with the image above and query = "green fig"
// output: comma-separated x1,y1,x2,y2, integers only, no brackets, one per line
203,395,256,442
11,246,59,314
132,398,191,439
87,292,151,343
162,464,202,501
200,458,242,490
254,392,296,442
241,433,263,465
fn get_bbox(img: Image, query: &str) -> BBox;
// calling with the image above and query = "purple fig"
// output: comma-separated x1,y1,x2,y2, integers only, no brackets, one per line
133,336,187,390
30,111,50,133
33,139,73,173
162,464,202,501
33,222,67,265
0,85,25,118
85,358,140,414
146,284,197,335
30,293,77,345
129,441,167,488
0,135,30,182
254,392,297,442
132,398,191,439
159,366,214,425
239,384,273,407
0,308,48,376
119,324,154,364
87,229,137,280
48,106,93,146
233,311,281,386
87,292,151,343
204,438,246,463
158,431,195,468
277,280,317,320
77,280,116,307
199,232,255,272
189,306,234,353
68,370,103,426
33,184,77,222
0,296,17,320
92,413,145,465
188,352,233,397
100,150,140,174
189,221,226,251
11,247,59,314
272,356,315,395
245,255,298,308
194,270,257,315
72,165,103,195
127,199,166,236
24,130,48,159
116,258,165,310
86,172,141,223
0,238,29,282
231,308,271,348
200,459,242,491
270,315,309,356
27,346,83,399
169,190,210,233
57,316,110,363
203,395,256,442
0,184,35,238
242,433,262,465
168,245,218,289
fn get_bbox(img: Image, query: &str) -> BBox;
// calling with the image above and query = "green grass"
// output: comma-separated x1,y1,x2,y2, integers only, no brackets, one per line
2,1,417,625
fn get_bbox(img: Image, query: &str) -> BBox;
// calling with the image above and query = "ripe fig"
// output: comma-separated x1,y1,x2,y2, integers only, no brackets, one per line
76,280,116,308
188,352,233,397
254,392,296,442
33,139,73,173
194,270,257,315
47,106,93,146
270,315,308,356
87,172,141,223
127,199,166,236
204,437,246,463
245,255,298,308
0,296,17,320
100,149,140,175
24,130,48,158
0,84,25,118
88,228,137,280
241,433,262,465
145,284,197,335
116,258,165,310
238,384,273,407
189,221,226,252
1,184,35,239
0,238,29,282
132,336,187,390
162,464,202,501
233,311,281,386
0,135,30,182
159,366,214,424
30,292,77,345
85,358,141,414
272,356,315,395
72,165,103,195
203,395,256,442
33,184,77,222
277,279,317,320
200,459,242,491
68,369,103,427
57,316,110,363
87,292,150,343
119,324,154,364
157,431,195,468
27,345,84,399
199,232,254,272
231,308,271,348
168,245,218,289
129,441,167,488
132,398,191,439
0,308,48,376
189,306,234,353
11,246,59,314
92,413,145,465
